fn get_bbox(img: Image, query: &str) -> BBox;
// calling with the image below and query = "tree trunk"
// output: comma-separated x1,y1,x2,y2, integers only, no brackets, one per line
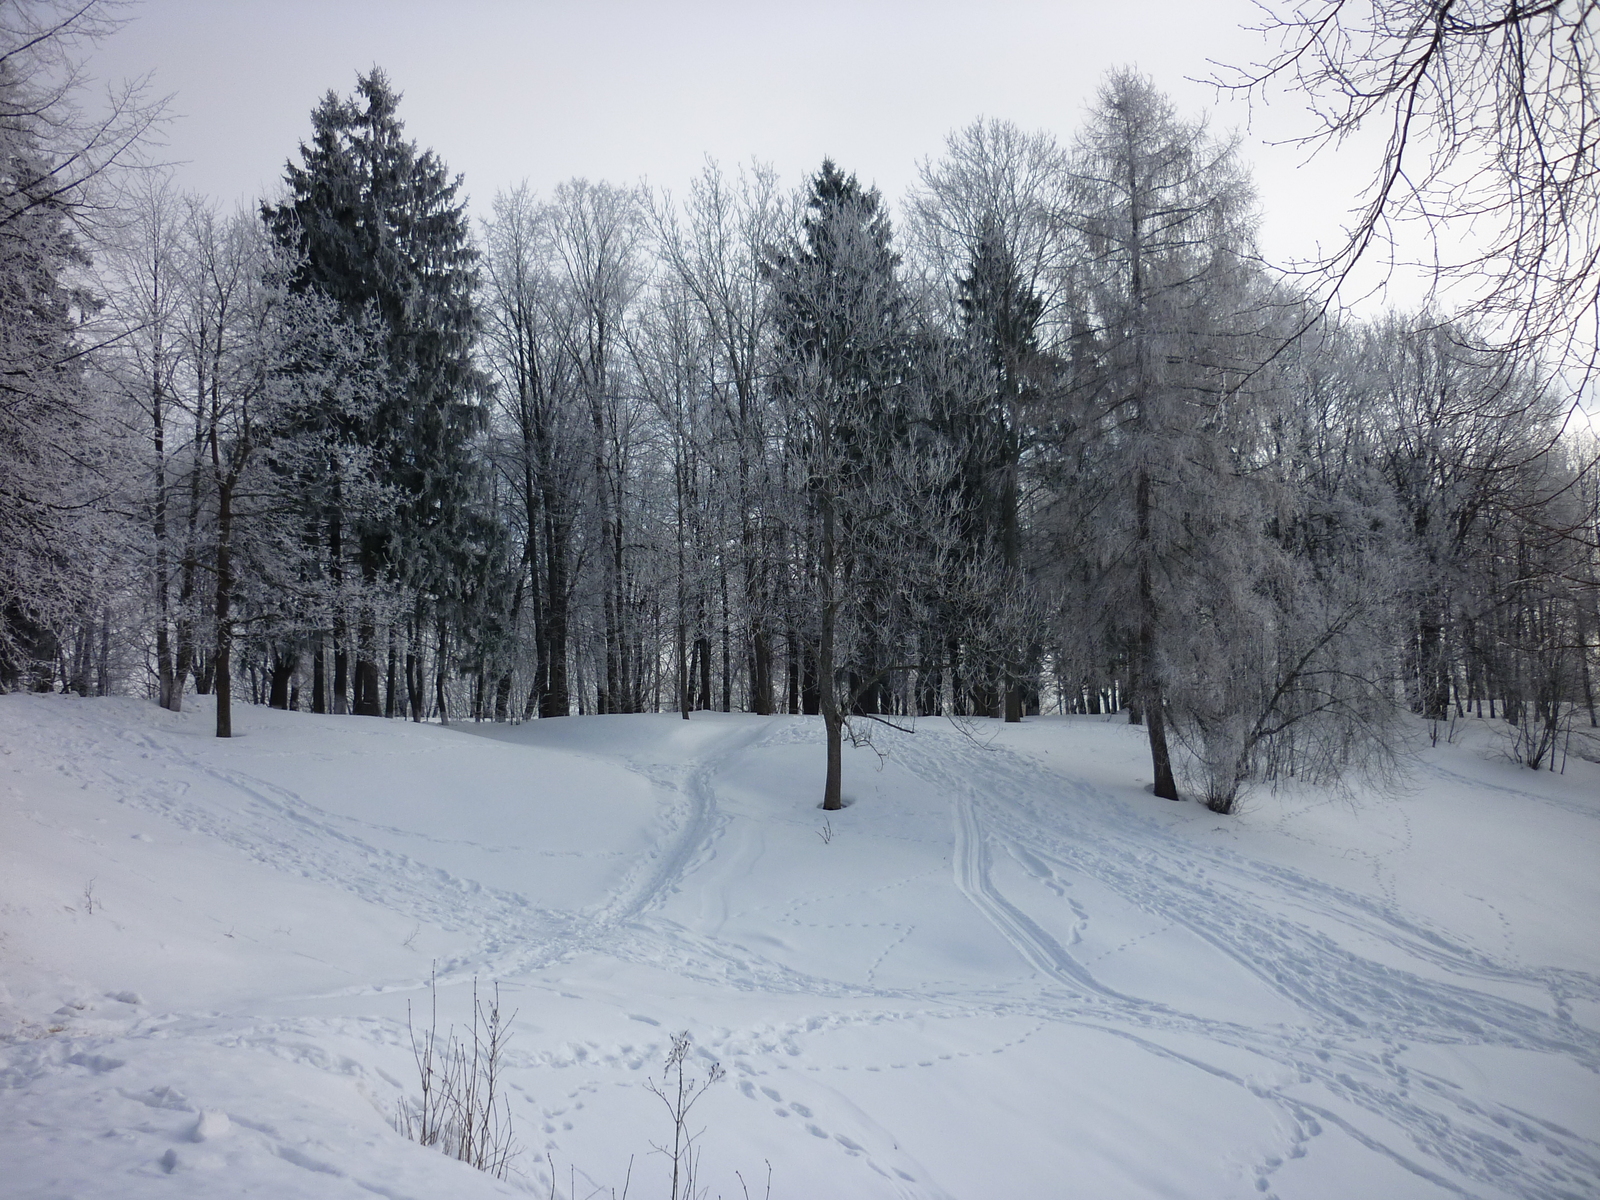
719,560,732,712
786,623,801,715
948,636,966,717
539,495,571,718
406,647,423,722
96,603,110,696
214,485,234,739
1004,687,1024,723
820,493,843,811
385,631,398,718
268,646,295,710
1001,424,1023,723
153,470,175,707
434,613,449,724
332,617,350,715
172,416,206,710
329,494,348,715
1136,469,1179,800
193,651,213,696
751,625,774,716
313,638,327,714
353,617,382,716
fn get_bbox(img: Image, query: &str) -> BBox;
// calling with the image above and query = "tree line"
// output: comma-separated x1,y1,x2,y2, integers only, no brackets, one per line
3,8,1596,812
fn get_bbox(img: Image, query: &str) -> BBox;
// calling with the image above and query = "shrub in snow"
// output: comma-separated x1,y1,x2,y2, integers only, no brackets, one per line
396,972,519,1180
647,1031,725,1200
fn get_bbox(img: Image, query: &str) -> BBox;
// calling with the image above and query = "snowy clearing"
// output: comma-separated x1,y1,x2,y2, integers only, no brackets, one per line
1,694,1597,1199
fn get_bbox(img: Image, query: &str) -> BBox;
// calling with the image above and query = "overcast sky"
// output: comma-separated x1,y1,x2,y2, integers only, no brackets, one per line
85,0,1411,301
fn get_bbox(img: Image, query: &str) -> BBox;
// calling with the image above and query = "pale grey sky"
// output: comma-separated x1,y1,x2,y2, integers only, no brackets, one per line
86,0,1401,297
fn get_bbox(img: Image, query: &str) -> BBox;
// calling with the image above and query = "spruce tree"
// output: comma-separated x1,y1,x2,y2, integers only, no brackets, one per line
767,160,916,807
264,69,489,718
955,220,1044,720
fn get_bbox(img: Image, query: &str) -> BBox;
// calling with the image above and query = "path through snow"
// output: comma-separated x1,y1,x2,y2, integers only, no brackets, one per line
1,695,1596,1199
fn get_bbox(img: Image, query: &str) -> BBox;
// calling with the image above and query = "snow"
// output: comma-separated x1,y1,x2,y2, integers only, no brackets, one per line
1,694,1597,1199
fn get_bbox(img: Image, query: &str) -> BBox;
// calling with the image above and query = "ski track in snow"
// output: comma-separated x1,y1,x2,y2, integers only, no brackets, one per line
488,714,1600,1199
13,705,804,993
592,719,772,932
7,700,1598,1199
902,727,1600,1200
21,710,582,986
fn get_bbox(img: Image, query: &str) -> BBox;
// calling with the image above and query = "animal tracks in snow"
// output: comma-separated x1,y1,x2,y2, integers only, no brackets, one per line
4,698,1596,1200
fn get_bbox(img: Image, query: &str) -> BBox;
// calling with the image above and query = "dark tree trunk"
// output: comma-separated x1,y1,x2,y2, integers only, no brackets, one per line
538,495,571,718
353,627,382,717
786,624,801,715
194,652,214,696
96,603,110,696
1136,470,1178,800
719,561,732,712
696,635,712,712
313,638,327,714
332,619,350,715
406,645,424,723
152,398,176,710
1001,440,1023,723
329,497,348,715
214,486,235,738
801,638,820,715
352,538,383,716
353,655,381,716
434,613,449,724
385,632,398,718
268,646,296,710
819,494,843,810
918,629,941,716
1417,606,1452,721
750,625,774,715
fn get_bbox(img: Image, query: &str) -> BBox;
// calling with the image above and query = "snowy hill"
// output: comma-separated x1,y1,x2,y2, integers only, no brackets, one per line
1,695,1597,1199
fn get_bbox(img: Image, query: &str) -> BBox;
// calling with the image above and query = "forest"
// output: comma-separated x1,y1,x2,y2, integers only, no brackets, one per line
3,2,1597,815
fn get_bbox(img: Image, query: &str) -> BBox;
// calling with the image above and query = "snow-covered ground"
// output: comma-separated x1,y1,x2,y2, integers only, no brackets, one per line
1,694,1596,1200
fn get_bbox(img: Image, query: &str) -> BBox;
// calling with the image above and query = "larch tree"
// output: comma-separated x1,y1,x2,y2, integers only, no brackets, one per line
1058,69,1266,802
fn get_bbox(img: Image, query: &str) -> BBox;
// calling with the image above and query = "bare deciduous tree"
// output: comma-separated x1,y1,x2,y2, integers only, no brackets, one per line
1217,0,1600,375
0,0,160,690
